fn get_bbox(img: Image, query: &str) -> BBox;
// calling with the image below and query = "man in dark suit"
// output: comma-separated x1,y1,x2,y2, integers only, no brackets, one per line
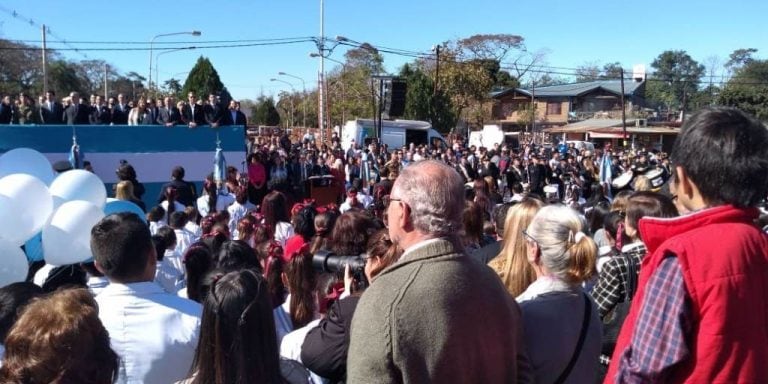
110,94,130,125
156,166,197,207
40,90,64,124
181,92,205,128
145,98,160,125
204,93,224,127
63,92,91,125
90,95,111,124
157,96,181,126
222,100,247,126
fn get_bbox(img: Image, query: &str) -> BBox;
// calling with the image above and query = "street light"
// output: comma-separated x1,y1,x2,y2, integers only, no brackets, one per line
318,56,348,125
148,30,201,93
155,47,196,93
270,78,296,128
278,72,307,128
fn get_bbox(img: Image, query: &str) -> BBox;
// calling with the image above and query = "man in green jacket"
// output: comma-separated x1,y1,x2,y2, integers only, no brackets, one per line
348,160,530,383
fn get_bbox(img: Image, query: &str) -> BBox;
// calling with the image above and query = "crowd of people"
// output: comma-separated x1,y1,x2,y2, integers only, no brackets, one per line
0,106,767,384
0,90,247,127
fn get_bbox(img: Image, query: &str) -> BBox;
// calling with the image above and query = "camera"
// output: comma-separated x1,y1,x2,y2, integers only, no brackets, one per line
312,250,368,288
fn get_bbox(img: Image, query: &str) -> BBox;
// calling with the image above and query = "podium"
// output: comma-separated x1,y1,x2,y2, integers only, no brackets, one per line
308,175,340,206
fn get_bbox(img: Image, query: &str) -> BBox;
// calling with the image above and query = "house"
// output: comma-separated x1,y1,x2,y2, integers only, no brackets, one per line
490,79,646,131
543,118,679,152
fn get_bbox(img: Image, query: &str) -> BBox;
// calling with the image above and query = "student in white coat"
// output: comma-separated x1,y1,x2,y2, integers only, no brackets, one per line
91,212,202,384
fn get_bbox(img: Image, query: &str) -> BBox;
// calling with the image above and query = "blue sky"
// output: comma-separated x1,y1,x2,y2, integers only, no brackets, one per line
1,0,766,100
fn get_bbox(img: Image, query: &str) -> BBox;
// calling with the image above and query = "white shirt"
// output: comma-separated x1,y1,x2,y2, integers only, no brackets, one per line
160,200,186,222
174,228,195,256
156,249,185,294
274,221,294,248
87,275,110,296
227,200,257,236
196,192,236,218
184,221,202,239
96,281,201,384
516,275,576,303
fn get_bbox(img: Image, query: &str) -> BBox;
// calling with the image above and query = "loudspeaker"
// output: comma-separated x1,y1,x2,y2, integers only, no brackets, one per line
384,79,407,117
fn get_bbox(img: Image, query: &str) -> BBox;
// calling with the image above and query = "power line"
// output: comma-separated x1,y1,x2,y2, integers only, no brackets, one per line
0,38,317,52
0,5,88,59
12,36,318,45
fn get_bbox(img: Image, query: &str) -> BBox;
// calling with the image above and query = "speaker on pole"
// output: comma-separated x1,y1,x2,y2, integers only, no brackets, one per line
384,79,407,117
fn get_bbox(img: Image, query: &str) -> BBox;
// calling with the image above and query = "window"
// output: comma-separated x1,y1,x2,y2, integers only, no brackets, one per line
546,102,562,115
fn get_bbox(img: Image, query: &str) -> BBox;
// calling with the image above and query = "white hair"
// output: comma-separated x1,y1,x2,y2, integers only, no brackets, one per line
527,205,596,283
395,160,464,237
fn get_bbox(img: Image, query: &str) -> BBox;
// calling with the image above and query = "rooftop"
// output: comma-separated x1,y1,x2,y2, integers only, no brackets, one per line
491,79,645,99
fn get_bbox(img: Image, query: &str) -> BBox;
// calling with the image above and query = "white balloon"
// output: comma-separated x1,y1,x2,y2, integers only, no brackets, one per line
42,201,104,266
49,170,107,209
0,148,55,185
0,174,54,246
0,239,30,287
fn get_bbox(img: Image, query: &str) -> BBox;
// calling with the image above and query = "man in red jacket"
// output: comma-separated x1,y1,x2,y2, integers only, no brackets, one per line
606,107,768,383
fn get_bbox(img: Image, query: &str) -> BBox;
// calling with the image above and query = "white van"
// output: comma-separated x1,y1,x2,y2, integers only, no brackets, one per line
341,119,447,151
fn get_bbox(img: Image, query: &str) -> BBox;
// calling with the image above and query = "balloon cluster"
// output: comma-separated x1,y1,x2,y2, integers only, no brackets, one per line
0,148,144,286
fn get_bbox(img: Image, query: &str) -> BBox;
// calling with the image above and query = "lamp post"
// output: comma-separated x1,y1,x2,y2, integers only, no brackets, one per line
149,30,201,93
278,72,307,128
155,47,196,93
313,34,377,142
312,55,347,125
271,78,296,128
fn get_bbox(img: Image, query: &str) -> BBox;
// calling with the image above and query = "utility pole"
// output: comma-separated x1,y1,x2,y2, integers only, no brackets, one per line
104,63,108,100
433,45,440,95
620,68,627,146
41,25,48,94
530,79,536,135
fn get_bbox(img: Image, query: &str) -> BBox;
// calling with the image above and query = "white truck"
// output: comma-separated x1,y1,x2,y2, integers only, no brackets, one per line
341,119,447,150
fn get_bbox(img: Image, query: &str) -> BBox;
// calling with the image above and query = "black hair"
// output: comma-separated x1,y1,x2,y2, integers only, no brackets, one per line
189,270,283,384
90,213,153,281
586,201,612,235
0,282,44,339
153,227,177,261
41,265,87,293
626,191,679,241
169,211,188,229
172,166,185,180
147,206,166,222
494,203,514,234
183,243,213,303
217,240,261,272
292,206,317,239
116,163,137,181
672,107,768,207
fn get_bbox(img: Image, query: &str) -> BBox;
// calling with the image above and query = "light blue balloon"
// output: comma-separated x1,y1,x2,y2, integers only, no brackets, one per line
103,200,146,219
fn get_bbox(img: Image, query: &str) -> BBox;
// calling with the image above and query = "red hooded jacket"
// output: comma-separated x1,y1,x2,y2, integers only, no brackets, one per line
606,205,768,383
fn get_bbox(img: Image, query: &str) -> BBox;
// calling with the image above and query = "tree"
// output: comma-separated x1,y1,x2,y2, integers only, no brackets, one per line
575,61,624,82
400,64,432,121
162,78,183,97
251,95,281,126
49,60,87,97
399,63,457,131
719,59,768,120
0,39,45,95
646,50,705,110
181,56,225,99
575,62,601,82
602,62,624,79
725,48,758,74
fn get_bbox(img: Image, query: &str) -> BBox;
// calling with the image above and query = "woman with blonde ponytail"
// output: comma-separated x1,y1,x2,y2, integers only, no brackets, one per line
518,204,601,384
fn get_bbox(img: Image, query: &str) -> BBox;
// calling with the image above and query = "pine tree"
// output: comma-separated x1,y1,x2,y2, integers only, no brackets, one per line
181,56,225,98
